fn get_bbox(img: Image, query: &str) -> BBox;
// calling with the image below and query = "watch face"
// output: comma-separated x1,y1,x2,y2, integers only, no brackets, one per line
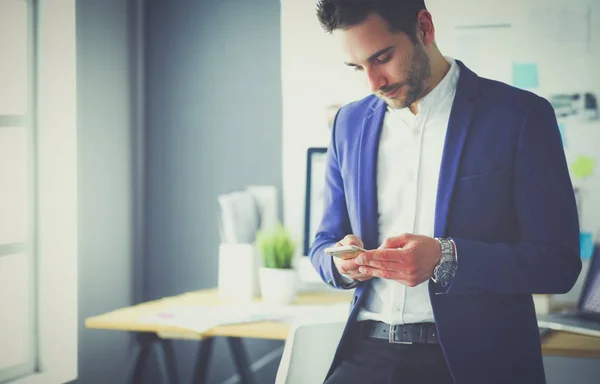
437,263,452,275
434,238,456,285
436,261,457,283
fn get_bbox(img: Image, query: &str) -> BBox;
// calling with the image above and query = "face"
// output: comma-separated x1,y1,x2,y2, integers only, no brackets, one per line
335,13,431,110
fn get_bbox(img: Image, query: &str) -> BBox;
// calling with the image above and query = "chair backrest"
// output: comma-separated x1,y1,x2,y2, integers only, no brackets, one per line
275,320,346,384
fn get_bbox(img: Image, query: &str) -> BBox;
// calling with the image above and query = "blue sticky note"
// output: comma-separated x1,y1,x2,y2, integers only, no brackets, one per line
513,63,539,89
558,123,566,147
580,232,594,260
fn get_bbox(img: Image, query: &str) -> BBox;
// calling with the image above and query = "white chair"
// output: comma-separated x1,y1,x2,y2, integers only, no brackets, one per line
275,320,346,384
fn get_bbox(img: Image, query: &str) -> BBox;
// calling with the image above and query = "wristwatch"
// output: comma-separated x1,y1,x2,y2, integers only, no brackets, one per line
432,238,457,287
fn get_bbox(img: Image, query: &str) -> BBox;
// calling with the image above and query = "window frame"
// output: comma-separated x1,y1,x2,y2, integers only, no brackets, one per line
8,0,78,382
0,0,38,381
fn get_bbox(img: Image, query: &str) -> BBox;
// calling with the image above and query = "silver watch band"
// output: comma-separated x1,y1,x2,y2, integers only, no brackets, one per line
432,238,457,286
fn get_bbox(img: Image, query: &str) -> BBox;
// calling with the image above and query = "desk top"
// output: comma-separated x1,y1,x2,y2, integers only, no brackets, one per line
85,289,600,358
85,288,352,340
542,331,600,358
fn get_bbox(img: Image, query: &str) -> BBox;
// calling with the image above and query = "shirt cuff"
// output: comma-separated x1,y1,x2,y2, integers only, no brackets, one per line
339,273,356,285
330,260,359,289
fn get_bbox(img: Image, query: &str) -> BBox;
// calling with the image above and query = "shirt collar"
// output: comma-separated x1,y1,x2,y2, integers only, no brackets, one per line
387,56,460,117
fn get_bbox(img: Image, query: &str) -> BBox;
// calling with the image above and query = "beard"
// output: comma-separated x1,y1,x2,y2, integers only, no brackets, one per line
380,41,431,110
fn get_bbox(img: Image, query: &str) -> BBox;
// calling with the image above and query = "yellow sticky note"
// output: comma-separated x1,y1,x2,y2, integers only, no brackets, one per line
570,156,595,180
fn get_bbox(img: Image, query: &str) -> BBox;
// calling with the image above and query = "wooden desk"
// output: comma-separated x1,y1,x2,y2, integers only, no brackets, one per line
85,289,600,384
85,289,352,384
542,332,600,359
86,288,352,339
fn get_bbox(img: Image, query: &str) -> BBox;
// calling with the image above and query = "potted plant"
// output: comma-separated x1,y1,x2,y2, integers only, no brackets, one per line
256,224,298,305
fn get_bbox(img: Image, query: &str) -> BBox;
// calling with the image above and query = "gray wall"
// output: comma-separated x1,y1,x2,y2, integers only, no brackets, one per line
76,0,136,383
75,0,283,382
143,0,283,382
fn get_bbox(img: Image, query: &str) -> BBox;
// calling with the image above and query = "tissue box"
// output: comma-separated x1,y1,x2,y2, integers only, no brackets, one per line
218,243,261,302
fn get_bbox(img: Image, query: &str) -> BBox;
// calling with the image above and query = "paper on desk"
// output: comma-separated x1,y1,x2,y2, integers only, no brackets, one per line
217,190,261,244
139,302,350,334
246,185,279,232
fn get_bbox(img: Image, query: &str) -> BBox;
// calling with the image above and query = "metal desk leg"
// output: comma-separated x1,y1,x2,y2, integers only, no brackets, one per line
124,333,153,383
226,337,258,384
192,338,215,383
154,338,180,384
123,333,180,384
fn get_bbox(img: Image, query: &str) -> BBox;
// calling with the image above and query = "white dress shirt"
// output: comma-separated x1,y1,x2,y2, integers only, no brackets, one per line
356,57,460,325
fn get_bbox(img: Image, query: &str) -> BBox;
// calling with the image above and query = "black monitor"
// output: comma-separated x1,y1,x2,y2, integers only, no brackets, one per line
303,147,328,256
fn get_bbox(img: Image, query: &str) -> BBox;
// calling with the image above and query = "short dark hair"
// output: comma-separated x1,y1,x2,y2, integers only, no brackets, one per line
316,0,427,40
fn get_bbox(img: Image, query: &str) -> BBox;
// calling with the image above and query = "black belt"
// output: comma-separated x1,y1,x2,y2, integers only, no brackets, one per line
360,320,439,344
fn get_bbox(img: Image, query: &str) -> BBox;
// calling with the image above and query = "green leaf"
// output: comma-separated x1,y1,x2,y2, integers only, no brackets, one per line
256,224,296,269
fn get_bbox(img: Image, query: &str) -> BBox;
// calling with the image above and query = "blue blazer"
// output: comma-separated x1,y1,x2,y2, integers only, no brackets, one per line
309,61,581,384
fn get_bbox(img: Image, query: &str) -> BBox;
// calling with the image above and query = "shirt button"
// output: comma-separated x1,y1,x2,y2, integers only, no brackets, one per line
412,128,420,136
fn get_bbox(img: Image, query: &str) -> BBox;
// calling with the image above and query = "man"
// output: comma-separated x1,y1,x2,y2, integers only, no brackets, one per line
309,1,582,383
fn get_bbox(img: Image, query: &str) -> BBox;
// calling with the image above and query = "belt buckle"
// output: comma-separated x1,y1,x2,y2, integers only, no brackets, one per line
388,324,412,345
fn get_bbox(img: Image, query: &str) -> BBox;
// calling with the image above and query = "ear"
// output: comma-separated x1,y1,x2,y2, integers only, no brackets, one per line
416,10,435,46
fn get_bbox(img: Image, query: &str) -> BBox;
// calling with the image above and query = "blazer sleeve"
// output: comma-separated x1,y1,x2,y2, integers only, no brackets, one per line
308,110,356,289
444,96,582,295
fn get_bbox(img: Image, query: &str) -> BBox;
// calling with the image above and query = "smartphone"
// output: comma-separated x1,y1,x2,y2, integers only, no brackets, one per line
323,245,366,259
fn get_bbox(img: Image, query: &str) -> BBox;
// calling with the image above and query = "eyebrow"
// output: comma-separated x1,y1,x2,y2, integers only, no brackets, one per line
344,46,395,68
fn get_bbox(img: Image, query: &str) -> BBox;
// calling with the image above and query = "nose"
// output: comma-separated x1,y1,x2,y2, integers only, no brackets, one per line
365,66,387,93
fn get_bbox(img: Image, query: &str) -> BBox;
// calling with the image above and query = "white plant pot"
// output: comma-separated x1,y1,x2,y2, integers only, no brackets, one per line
218,243,261,302
259,267,298,305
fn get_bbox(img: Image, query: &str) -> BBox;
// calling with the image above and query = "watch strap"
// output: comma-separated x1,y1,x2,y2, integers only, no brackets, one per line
432,237,457,286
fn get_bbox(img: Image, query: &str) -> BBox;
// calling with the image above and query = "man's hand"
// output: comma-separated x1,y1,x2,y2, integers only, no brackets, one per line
332,235,372,282
354,233,441,287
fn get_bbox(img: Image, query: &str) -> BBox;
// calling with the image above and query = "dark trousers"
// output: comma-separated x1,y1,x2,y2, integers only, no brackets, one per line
324,323,454,384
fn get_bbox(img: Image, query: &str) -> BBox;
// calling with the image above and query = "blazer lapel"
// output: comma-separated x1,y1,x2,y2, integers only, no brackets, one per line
358,98,386,249
434,60,481,238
